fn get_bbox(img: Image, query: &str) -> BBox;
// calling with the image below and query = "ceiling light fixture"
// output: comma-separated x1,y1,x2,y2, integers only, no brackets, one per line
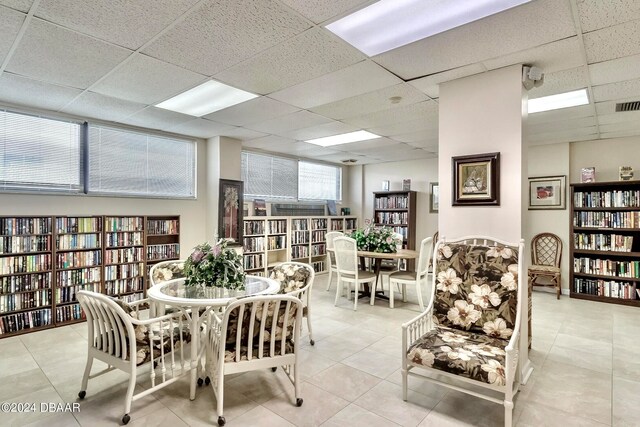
306,130,381,147
156,80,258,117
528,89,589,114
326,0,531,56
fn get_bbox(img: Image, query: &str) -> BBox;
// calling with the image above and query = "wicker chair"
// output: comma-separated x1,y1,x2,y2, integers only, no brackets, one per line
528,232,562,299
325,231,343,291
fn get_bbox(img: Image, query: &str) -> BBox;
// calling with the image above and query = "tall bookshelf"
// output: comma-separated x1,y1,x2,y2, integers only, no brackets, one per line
54,216,102,326
243,219,266,277
104,216,145,304
266,218,287,275
373,191,417,269
570,181,640,307
0,217,53,337
146,216,180,281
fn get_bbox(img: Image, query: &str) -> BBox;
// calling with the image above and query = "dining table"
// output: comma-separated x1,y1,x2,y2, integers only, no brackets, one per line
147,275,280,400
356,249,419,300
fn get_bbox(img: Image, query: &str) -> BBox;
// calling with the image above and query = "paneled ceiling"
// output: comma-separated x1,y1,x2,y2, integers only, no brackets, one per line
0,0,639,164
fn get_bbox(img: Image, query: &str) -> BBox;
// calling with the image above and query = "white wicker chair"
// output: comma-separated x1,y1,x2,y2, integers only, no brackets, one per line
77,290,189,425
389,237,433,310
149,259,186,287
402,236,527,427
325,231,343,291
206,294,303,426
333,236,376,310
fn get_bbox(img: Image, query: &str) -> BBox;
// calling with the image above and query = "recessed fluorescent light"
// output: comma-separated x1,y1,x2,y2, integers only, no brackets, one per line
306,130,381,147
326,0,531,56
156,80,258,117
528,89,589,114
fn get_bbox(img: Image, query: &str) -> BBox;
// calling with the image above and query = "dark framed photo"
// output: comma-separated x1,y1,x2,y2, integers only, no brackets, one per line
452,152,500,206
528,175,566,210
430,182,439,213
218,179,243,246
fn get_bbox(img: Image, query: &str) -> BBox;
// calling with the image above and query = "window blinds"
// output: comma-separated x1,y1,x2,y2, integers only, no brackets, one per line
241,151,297,200
88,125,196,198
298,161,342,201
0,109,82,193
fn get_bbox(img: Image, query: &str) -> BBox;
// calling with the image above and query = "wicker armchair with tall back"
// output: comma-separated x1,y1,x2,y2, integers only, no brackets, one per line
528,232,562,299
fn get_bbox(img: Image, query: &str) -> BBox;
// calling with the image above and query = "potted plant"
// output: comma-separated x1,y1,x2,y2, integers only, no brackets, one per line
349,220,402,253
183,239,246,291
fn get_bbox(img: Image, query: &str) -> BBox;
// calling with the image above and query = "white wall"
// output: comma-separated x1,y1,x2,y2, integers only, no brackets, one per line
570,136,640,183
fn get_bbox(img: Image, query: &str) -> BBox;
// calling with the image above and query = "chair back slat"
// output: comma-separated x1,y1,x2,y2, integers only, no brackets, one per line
333,236,358,276
417,237,434,277
531,232,562,267
246,303,258,361
326,232,342,265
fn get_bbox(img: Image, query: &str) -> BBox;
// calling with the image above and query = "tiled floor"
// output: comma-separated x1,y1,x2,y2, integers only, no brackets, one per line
1,275,639,426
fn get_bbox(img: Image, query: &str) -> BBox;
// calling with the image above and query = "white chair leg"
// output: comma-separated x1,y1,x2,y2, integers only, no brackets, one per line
402,284,407,302
370,280,376,306
79,356,93,395
123,369,136,418
353,282,358,311
306,311,314,345
334,278,342,306
216,371,225,425
390,280,395,309
504,399,514,427
401,367,408,401
326,266,332,291
416,281,425,311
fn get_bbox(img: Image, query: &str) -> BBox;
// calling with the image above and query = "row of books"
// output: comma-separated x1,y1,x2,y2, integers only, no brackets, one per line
574,257,640,278
573,211,640,229
104,232,143,247
0,308,51,335
0,289,51,314
56,303,85,323
311,243,326,256
375,195,409,209
55,284,99,304
311,230,326,243
104,263,144,281
0,235,50,254
56,234,100,250
574,190,640,208
243,254,263,270
147,219,178,235
291,245,309,259
291,231,309,244
146,244,179,262
1,273,51,294
56,217,102,234
244,220,265,236
291,219,309,231
104,217,144,232
268,220,287,234
244,237,265,253
267,236,286,250
0,218,51,236
56,250,101,269
57,267,101,287
345,219,357,230
104,247,144,265
573,233,634,252
574,278,638,299
375,212,408,225
0,254,51,275
330,219,344,231
312,260,326,273
390,226,409,240
311,219,327,230
105,277,144,295
120,293,144,304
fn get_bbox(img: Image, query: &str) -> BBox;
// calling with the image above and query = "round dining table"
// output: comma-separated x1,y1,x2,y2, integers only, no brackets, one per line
356,249,419,299
147,275,280,400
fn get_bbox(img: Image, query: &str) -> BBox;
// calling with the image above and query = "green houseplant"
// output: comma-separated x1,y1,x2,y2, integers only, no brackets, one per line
349,220,402,253
183,239,246,290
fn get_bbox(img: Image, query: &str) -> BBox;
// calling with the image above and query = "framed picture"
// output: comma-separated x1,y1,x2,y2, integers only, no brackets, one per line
218,179,243,246
528,175,566,210
430,182,439,213
452,152,500,206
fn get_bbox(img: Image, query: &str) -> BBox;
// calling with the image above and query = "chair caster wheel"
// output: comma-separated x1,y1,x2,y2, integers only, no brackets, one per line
218,416,226,426
197,378,204,387
78,391,86,399
310,339,315,346
122,414,130,425
204,376,210,385
271,367,277,372
296,398,303,407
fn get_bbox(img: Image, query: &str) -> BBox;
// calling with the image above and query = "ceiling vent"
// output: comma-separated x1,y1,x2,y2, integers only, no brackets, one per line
616,101,640,112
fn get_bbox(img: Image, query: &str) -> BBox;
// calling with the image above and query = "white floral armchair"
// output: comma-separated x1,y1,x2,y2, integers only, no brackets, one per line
401,236,528,427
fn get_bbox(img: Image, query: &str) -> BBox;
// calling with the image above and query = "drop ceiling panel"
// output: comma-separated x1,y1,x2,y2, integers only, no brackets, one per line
166,118,235,139
600,129,640,139
592,78,640,103
61,91,146,122
340,139,407,156
203,96,299,126
278,0,371,24
143,0,311,76
595,97,640,115
116,106,194,131
310,83,429,120
220,127,268,141
597,111,640,125
527,116,597,134
277,121,359,141
599,121,640,133
0,0,32,12
589,54,640,86
373,0,575,79
269,60,401,109
528,66,589,99
583,20,640,64
242,135,299,149
483,37,584,74
335,137,398,153
281,142,341,157
214,27,366,94
0,73,83,111
34,0,200,50
369,149,435,162
528,126,598,143
6,18,131,89
409,64,487,99
408,140,439,152
577,0,640,33
245,110,333,134
529,132,597,146
369,118,438,138
311,152,367,164
527,104,594,125
343,100,438,129
92,54,207,104
391,128,440,143
0,6,26,65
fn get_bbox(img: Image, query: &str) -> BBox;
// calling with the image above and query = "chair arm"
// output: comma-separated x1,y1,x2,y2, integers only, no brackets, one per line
128,298,150,308
130,310,185,326
401,306,434,354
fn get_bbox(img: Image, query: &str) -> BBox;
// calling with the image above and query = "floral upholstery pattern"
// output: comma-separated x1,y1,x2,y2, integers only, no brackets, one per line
269,263,311,294
224,340,295,362
434,243,518,339
152,262,185,284
224,300,298,348
407,326,508,385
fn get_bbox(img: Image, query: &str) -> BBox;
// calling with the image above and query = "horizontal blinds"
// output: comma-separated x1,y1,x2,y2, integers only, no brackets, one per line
242,151,297,200
0,109,81,193
88,126,195,198
298,161,341,201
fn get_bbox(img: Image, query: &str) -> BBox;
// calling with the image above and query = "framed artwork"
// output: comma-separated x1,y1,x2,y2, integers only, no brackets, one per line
430,182,439,213
218,179,243,246
528,175,566,210
452,152,500,206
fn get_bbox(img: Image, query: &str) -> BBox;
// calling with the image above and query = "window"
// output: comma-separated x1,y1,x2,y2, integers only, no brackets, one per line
88,125,196,198
241,151,342,201
0,109,82,193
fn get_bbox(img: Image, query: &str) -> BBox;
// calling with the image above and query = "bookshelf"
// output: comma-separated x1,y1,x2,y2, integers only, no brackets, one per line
570,181,640,307
373,191,417,270
104,216,145,304
0,217,54,337
146,216,181,283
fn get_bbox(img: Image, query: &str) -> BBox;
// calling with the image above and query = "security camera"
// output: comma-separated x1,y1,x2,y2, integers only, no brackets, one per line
522,65,544,91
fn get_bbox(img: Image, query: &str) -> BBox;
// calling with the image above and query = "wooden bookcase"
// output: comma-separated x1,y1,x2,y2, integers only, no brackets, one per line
373,190,417,270
570,181,640,307
103,216,145,304
145,216,181,282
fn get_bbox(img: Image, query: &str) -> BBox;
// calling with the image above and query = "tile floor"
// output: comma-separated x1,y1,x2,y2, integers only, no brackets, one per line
1,275,639,426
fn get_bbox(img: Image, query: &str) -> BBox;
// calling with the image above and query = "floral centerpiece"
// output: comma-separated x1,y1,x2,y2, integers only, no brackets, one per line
349,220,402,253
183,239,246,290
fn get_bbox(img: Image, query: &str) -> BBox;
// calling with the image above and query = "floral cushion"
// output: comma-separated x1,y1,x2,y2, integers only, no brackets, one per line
224,340,294,362
434,243,518,339
224,300,298,347
152,262,185,284
269,263,311,294
407,326,508,386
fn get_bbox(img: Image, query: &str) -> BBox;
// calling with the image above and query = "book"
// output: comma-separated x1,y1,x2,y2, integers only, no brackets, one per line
402,179,411,191
326,200,337,216
581,167,596,183
619,166,634,181
382,180,390,191
253,199,267,216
